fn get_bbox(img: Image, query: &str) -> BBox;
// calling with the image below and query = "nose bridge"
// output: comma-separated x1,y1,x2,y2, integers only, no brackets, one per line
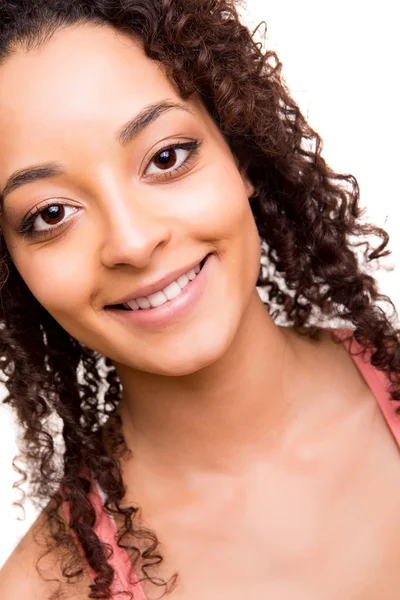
98,183,170,268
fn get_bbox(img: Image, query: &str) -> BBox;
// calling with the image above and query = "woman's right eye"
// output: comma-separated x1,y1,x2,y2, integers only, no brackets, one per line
18,203,79,241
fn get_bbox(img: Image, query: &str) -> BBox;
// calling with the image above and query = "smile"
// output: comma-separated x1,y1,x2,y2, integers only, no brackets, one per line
103,253,213,328
117,259,204,311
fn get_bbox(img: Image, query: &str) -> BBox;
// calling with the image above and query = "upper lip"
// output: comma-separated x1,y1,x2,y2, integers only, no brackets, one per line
105,254,209,306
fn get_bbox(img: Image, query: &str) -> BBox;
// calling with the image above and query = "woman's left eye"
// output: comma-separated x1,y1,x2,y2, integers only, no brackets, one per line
144,140,202,179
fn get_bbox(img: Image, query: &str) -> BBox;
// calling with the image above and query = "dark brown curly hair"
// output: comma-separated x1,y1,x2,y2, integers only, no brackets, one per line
1,0,399,598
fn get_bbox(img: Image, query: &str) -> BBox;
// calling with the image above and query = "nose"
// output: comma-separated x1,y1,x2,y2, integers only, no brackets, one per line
98,191,171,270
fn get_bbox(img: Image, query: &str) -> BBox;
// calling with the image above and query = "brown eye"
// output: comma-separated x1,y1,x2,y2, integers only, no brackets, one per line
144,140,201,178
153,148,178,171
19,203,79,241
39,205,65,227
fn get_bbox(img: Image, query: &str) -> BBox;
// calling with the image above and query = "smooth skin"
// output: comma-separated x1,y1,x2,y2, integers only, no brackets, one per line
1,23,400,600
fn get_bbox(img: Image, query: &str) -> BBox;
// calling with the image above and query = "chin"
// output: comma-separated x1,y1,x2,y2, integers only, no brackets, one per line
125,334,232,378
142,352,221,378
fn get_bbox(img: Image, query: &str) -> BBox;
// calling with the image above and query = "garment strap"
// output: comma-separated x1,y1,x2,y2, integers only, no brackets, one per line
332,327,400,448
62,479,147,600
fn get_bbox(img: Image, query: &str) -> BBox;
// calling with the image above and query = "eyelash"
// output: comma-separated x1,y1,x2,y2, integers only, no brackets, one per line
18,139,203,241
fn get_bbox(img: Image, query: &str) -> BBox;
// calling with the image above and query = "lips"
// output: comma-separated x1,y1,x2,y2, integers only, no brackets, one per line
104,254,210,309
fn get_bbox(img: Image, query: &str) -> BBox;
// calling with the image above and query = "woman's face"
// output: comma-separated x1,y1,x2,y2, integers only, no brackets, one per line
0,24,261,376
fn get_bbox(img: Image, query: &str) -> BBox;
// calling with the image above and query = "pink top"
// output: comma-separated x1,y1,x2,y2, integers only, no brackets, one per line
63,327,400,599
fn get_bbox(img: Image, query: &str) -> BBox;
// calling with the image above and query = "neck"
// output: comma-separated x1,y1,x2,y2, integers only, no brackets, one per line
113,291,320,477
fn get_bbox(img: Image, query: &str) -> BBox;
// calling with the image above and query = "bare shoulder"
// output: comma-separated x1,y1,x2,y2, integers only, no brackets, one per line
0,506,92,600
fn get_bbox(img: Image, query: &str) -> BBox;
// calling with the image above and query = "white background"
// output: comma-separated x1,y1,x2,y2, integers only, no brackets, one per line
0,0,399,567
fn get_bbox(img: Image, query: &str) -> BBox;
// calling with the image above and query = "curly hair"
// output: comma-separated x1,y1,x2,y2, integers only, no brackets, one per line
0,0,399,598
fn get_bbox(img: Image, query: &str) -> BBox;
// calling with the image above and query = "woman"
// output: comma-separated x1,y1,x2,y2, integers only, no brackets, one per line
0,0,399,598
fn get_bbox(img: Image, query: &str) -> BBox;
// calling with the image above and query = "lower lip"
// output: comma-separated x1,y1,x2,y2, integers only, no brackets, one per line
104,253,214,328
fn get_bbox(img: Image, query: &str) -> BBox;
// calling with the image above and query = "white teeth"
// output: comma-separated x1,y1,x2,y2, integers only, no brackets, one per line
163,281,182,300
147,291,168,308
126,299,139,310
136,296,151,309
176,273,189,289
120,259,204,311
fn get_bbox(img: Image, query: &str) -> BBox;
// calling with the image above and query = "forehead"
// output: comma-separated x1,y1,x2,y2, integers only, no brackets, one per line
0,24,188,174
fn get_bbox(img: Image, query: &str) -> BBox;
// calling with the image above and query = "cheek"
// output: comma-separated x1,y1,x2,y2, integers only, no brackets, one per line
183,162,261,295
180,161,256,243
10,245,94,317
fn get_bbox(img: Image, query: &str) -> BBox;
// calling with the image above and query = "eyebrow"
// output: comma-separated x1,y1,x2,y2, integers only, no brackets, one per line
0,100,193,208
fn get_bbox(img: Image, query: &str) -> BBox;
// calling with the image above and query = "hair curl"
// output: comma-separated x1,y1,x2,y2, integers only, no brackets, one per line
0,0,399,598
